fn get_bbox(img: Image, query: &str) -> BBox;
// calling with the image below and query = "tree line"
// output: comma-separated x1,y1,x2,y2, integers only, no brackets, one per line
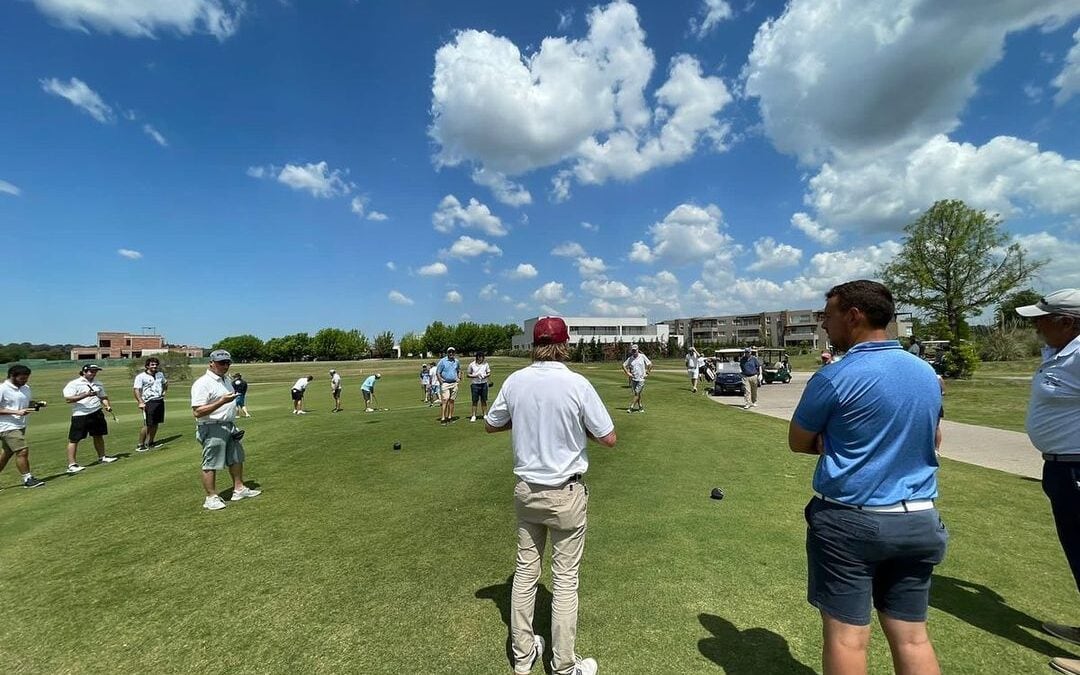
0,342,78,363
213,322,522,363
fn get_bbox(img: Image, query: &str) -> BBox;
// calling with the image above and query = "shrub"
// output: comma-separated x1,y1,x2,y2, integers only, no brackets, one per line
978,327,1027,362
940,343,980,379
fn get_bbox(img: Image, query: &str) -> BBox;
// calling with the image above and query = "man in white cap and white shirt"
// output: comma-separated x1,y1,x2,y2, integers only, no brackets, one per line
329,369,343,413
191,349,261,511
1014,289,1080,675
685,347,702,393
486,316,616,675
62,364,118,473
622,344,652,413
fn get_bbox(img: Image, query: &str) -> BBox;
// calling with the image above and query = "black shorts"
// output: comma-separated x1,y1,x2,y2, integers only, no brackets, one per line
471,382,489,404
291,389,304,402
332,388,342,399
69,410,108,442
144,398,165,426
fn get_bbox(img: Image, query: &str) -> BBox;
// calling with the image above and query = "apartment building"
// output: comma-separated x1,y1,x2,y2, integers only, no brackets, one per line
511,316,678,350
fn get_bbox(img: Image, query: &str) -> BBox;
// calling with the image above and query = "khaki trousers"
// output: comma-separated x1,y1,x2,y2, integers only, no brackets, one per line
743,375,759,405
511,479,588,675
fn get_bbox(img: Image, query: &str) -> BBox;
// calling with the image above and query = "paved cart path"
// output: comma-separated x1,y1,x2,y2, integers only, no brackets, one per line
706,371,1042,480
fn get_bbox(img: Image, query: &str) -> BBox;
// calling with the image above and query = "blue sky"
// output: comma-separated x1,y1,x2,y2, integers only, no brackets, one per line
4,0,1080,347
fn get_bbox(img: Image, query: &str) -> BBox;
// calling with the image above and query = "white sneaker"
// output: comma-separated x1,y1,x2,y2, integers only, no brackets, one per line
751,403,759,408
742,404,752,410
514,635,545,675
469,415,476,422
136,445,150,453
297,410,307,415
203,495,227,511
574,656,598,675
67,464,85,473
230,486,262,501
99,455,118,463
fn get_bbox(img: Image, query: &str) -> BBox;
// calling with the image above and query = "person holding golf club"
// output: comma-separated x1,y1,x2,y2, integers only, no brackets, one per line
133,357,168,452
467,351,491,423
62,364,118,473
0,364,45,488
435,347,461,425
291,375,313,415
330,369,343,413
622,343,652,413
232,373,251,418
361,373,381,412
789,280,946,675
191,349,260,511
485,316,616,675
685,347,701,393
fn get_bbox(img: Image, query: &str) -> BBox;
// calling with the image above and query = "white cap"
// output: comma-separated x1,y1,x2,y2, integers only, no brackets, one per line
1016,289,1080,318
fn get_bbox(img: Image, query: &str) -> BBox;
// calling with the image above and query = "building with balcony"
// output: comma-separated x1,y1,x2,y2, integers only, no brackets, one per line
70,331,204,360
511,316,678,350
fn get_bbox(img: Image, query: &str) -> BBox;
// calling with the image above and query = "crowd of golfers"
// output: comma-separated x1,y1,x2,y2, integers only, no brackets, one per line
2,281,1078,675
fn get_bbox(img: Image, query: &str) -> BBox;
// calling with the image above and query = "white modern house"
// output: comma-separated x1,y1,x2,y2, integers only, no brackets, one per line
511,316,679,350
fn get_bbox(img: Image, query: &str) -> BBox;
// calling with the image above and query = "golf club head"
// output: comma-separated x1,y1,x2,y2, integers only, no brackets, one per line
710,487,725,500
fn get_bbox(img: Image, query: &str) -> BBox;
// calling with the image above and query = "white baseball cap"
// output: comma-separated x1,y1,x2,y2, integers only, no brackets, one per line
1016,289,1080,318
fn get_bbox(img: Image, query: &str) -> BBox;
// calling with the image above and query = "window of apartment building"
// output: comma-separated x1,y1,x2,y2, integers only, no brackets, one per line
99,339,111,347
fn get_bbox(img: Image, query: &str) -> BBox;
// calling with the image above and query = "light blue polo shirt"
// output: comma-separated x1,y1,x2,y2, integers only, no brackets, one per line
1026,334,1080,455
436,356,460,383
793,340,941,506
361,375,377,392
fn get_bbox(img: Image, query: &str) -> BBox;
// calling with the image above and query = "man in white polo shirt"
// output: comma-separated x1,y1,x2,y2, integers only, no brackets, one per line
191,350,260,511
485,316,616,675
133,356,168,452
1013,289,1080,675
291,375,313,415
62,364,118,473
0,364,45,488
329,369,343,413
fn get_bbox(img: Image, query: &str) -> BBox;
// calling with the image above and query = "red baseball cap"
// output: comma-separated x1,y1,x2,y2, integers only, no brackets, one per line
533,316,570,345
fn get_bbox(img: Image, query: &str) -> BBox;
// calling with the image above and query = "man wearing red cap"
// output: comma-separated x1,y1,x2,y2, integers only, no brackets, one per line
485,316,617,675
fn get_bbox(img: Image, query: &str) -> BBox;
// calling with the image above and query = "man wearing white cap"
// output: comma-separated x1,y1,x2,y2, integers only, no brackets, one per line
1014,289,1080,675
330,369,343,413
435,347,461,425
191,350,260,511
685,347,702,393
622,344,652,413
62,364,118,473
485,316,616,675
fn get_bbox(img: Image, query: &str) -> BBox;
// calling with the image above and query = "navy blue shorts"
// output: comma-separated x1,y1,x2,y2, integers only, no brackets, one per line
805,497,948,626
471,382,489,404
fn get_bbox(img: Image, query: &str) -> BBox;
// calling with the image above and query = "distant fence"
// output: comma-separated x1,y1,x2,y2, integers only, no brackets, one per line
1,357,211,372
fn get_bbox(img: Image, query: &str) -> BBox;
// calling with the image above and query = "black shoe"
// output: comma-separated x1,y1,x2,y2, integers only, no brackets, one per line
23,476,45,488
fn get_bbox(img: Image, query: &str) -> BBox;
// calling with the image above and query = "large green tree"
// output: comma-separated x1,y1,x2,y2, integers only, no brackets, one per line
372,331,395,358
995,288,1043,327
880,199,1044,340
212,334,265,362
399,332,424,357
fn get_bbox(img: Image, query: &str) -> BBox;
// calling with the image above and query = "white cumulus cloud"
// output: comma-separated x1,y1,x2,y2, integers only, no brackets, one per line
274,161,351,198
470,167,532,207
419,262,449,276
40,77,113,123
432,194,507,236
551,241,587,258
446,236,503,259
533,281,570,305
628,203,736,266
479,283,499,300
117,248,142,260
790,212,838,246
430,0,732,202
386,261,397,271
748,237,802,271
1014,231,1080,287
690,0,734,39
1053,27,1080,105
577,256,607,277
0,180,20,196
508,263,538,279
31,0,243,40
446,290,463,303
388,290,414,306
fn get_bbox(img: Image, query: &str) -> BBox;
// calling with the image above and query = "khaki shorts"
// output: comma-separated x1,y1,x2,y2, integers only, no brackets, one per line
196,423,245,471
0,429,28,453
440,381,458,402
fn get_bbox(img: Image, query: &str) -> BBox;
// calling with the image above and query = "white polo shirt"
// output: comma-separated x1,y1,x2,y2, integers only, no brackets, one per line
191,369,237,424
63,377,105,416
468,361,491,384
623,353,651,381
133,371,168,402
1027,334,1080,455
485,361,615,486
292,378,310,392
0,380,31,432
331,373,342,390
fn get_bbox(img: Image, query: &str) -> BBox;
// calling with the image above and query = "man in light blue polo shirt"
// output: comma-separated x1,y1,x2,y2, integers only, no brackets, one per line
1014,289,1080,675
789,280,946,675
435,347,461,425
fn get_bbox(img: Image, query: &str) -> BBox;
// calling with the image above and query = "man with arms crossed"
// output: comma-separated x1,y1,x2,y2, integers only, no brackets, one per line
486,316,616,675
436,347,460,425
191,350,260,511
467,351,491,422
329,369,343,413
63,364,118,473
133,357,168,452
0,364,45,488
1012,290,1080,675
789,280,947,675
291,375,313,415
622,344,651,413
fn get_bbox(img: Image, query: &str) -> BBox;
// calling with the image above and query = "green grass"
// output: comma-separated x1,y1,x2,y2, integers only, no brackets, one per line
0,359,1074,673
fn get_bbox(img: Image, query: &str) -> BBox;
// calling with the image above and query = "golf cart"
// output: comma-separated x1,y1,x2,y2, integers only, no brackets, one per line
709,348,746,396
759,348,792,384
920,340,951,375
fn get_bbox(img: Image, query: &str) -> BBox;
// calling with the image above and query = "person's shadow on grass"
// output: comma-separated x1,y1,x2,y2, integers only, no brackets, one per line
930,574,1073,657
698,613,815,674
476,574,553,671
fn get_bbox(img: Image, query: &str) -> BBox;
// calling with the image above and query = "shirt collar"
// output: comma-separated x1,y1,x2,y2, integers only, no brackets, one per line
846,339,902,354
204,369,224,382
530,361,569,370
1043,333,1080,362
